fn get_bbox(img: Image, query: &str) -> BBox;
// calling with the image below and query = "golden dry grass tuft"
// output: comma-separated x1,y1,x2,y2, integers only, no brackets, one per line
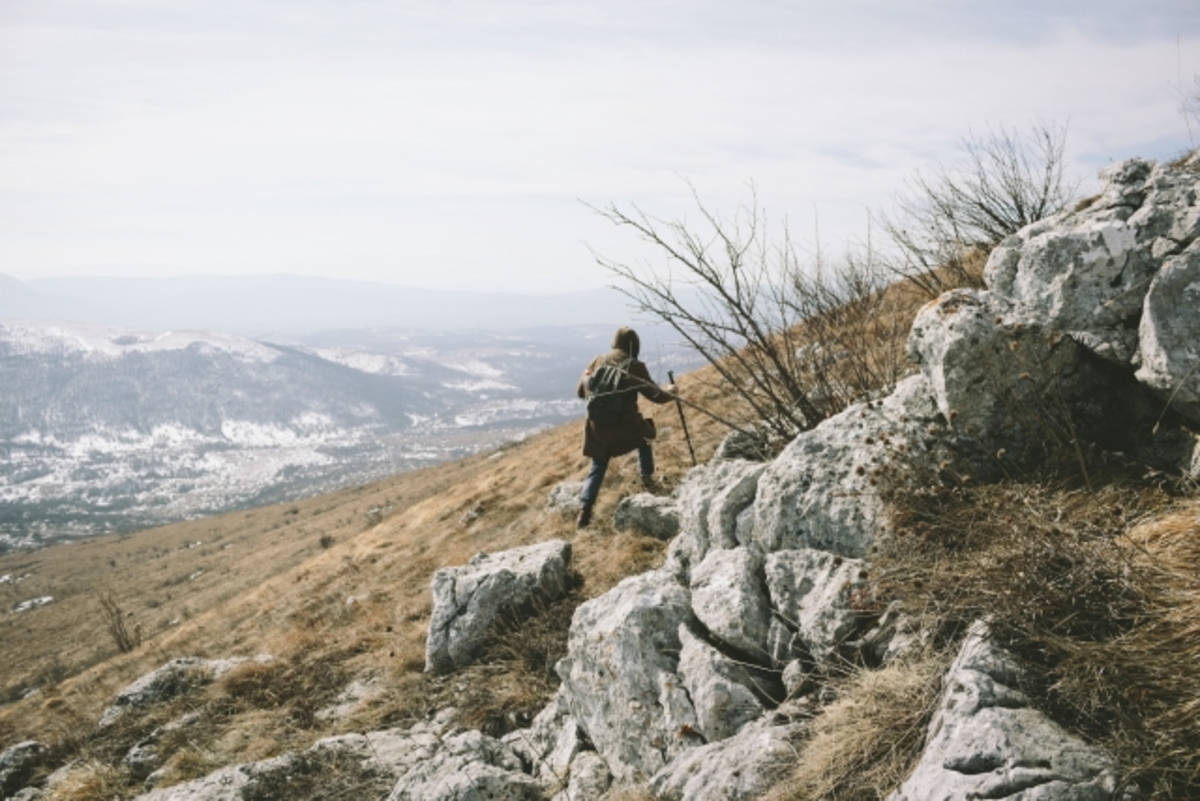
766,649,949,801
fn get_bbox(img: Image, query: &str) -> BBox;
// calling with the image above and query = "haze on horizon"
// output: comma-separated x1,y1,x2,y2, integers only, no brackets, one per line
1,1,1198,297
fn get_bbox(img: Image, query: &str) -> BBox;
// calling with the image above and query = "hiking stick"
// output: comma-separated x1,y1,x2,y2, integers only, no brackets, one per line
668,370,697,465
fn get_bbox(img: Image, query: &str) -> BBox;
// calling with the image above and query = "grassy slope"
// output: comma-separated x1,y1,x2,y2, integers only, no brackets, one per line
0,363,736,795
6,268,1197,799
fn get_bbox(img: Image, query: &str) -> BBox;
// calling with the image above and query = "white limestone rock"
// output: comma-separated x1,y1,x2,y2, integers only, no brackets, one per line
503,690,583,790
426,539,573,673
673,460,769,574
676,626,765,742
765,549,869,671
1137,240,1200,426
0,741,47,798
556,570,701,783
612,494,680,540
649,717,803,801
386,730,542,801
751,374,949,559
985,156,1200,366
907,289,1086,451
887,622,1125,801
908,286,1194,472
562,751,612,801
548,481,585,513
688,547,771,659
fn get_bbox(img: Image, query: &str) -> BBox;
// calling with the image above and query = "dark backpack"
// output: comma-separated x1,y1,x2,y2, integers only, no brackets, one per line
585,357,632,428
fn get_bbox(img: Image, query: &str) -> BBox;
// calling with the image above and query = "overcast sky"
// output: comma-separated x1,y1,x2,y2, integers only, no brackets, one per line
1,1,1198,294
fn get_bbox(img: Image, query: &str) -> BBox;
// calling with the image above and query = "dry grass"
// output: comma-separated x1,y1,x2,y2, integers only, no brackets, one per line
766,649,949,801
42,761,125,801
0,364,710,798
875,472,1200,799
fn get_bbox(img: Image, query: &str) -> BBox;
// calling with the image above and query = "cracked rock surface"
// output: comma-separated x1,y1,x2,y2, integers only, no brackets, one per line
887,622,1125,801
425,539,572,673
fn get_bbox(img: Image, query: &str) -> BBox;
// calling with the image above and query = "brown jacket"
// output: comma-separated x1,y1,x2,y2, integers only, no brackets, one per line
577,328,673,459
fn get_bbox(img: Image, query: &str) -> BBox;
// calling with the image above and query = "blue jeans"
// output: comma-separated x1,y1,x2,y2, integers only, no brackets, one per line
580,444,654,508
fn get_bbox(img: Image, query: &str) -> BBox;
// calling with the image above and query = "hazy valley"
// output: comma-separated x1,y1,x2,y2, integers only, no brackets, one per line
0,318,699,549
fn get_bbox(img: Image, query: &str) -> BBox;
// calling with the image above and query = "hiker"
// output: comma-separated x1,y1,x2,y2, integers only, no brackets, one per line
576,326,676,528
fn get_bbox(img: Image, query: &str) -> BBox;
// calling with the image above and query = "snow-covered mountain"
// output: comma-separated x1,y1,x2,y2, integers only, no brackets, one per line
0,320,698,549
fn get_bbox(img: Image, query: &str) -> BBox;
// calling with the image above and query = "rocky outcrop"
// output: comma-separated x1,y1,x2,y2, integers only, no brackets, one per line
613,494,680,540
555,751,611,801
555,570,700,783
986,157,1200,367
888,622,1125,801
386,730,542,801
676,626,766,742
1137,239,1200,425
649,717,803,801
99,656,272,728
426,540,573,673
672,460,768,573
0,741,47,798
502,690,582,790
764,548,869,671
751,374,952,559
132,708,546,801
688,547,771,659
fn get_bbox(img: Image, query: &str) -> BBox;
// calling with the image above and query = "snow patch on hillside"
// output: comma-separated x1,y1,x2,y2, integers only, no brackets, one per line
0,321,280,363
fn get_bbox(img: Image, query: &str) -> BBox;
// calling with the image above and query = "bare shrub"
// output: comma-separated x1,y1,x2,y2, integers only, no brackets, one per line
593,188,909,449
98,593,141,654
881,121,1079,298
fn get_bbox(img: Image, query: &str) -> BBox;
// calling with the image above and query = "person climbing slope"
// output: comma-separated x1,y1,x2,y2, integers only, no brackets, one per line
576,326,676,528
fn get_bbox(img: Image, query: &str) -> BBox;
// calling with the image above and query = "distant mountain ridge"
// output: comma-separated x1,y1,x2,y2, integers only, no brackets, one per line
0,319,700,549
0,274,644,336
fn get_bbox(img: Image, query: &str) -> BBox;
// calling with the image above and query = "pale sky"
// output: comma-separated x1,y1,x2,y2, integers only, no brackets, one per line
1,1,1198,294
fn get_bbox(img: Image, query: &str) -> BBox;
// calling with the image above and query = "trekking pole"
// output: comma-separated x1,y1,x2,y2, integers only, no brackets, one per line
668,370,697,466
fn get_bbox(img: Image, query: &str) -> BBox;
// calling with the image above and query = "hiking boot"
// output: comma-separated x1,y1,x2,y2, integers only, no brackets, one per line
576,504,593,528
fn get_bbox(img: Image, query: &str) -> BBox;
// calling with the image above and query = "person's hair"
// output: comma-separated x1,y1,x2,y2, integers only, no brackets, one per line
612,326,640,359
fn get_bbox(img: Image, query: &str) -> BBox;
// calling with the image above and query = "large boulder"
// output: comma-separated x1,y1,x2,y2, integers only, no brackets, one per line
764,549,870,671
985,156,1200,366
688,547,771,659
909,288,1195,472
426,540,573,673
887,622,1125,801
555,570,701,783
649,717,803,801
752,374,951,558
676,626,766,742
613,494,680,540
1137,239,1200,426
